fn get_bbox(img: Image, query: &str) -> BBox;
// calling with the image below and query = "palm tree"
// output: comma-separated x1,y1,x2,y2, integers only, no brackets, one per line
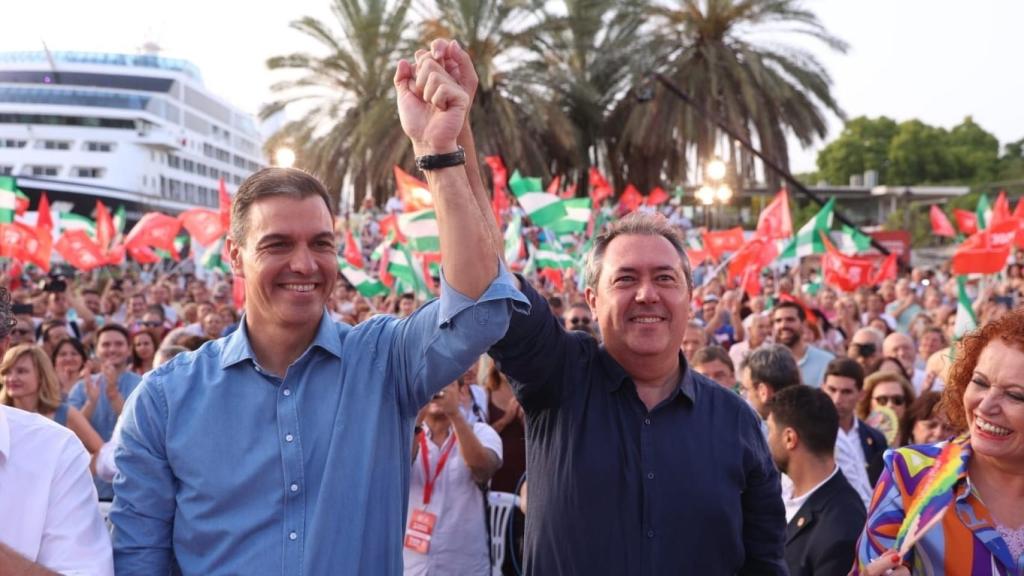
418,0,567,181
611,0,847,192
262,0,413,209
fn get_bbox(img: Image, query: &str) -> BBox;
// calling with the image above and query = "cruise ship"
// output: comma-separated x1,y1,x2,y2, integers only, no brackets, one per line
0,47,264,219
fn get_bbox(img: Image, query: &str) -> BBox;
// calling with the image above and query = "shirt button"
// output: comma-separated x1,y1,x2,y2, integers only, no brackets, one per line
289,531,298,541
644,418,651,425
647,472,655,480
290,483,299,493
285,434,294,443
283,388,292,397
647,530,655,538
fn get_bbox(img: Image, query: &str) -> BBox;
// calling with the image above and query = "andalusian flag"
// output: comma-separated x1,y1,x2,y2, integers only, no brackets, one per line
509,171,567,227
548,198,591,234
0,176,19,223
954,276,978,340
113,205,126,235
976,194,991,231
838,224,872,254
338,258,389,297
201,237,230,273
780,198,835,258
388,245,431,299
59,212,97,237
504,212,524,264
398,210,440,253
534,242,576,270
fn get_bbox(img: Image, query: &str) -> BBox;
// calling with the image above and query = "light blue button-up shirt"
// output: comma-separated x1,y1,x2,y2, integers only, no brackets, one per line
111,269,527,575
68,370,141,500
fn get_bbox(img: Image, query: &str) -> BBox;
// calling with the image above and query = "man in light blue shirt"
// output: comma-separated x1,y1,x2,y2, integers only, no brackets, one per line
67,323,141,500
771,301,834,388
112,40,527,575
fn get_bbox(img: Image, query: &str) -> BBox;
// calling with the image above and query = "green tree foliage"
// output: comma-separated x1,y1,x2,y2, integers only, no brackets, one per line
887,120,953,184
815,116,897,185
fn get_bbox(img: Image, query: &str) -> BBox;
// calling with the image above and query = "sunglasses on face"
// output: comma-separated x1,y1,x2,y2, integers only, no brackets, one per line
570,317,591,326
873,394,905,407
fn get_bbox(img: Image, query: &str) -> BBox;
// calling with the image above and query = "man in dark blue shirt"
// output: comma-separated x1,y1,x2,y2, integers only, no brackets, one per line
491,212,787,575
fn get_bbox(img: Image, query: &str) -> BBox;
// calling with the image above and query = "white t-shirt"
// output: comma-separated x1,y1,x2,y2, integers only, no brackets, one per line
404,422,503,576
0,405,113,575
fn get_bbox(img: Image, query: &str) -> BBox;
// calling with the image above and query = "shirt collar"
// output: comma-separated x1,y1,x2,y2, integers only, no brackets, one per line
0,406,9,463
598,349,696,404
219,309,342,370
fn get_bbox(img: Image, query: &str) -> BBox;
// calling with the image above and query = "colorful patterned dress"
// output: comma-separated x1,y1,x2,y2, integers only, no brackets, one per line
854,435,1024,575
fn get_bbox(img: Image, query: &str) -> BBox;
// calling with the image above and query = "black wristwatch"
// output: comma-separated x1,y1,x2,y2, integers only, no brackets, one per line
415,146,466,171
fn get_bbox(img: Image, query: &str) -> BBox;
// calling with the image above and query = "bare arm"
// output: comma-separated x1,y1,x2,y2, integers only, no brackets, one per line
0,542,60,576
450,411,501,485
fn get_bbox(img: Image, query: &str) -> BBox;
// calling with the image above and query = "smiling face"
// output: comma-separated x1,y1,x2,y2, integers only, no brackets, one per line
133,332,156,361
2,353,39,401
54,342,84,373
229,195,337,333
964,340,1024,465
97,329,130,368
585,234,690,363
871,380,908,419
772,307,803,348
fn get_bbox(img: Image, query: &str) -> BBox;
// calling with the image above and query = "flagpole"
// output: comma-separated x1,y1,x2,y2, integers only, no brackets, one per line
649,73,892,258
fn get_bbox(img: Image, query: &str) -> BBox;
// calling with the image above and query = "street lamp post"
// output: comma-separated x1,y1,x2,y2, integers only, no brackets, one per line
696,158,732,230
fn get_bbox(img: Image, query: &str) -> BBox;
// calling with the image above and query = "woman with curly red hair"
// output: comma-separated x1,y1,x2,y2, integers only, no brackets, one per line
854,309,1024,574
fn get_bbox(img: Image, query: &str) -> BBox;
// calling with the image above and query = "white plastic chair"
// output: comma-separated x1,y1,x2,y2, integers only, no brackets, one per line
488,491,521,576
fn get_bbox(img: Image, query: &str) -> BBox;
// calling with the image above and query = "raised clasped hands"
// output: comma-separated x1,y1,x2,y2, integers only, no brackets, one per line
394,39,470,156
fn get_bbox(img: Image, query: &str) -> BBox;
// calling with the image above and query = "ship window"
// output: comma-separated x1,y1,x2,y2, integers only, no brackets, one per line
29,166,60,177
73,167,104,178
0,139,27,148
0,166,12,175
40,140,72,150
85,141,114,152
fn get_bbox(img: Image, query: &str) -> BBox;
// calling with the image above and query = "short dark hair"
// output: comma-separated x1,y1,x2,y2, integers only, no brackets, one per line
230,167,334,246
741,344,801,392
145,303,166,321
547,295,564,310
584,212,693,293
692,346,734,373
96,323,130,344
772,300,806,322
766,386,839,457
824,357,865,390
50,337,86,366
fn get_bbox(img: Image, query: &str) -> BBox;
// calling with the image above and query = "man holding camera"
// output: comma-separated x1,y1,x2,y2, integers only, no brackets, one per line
36,275,97,341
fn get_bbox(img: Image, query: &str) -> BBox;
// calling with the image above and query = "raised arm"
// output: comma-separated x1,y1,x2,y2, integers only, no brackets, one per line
395,41,497,299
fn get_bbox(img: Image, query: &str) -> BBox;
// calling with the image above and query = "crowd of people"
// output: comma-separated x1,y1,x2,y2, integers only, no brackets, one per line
2,38,1023,576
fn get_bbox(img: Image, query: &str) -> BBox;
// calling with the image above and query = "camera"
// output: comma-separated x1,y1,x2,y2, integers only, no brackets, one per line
853,342,876,358
41,276,67,293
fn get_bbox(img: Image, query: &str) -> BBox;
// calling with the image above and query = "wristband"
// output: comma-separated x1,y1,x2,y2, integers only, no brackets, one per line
415,146,466,171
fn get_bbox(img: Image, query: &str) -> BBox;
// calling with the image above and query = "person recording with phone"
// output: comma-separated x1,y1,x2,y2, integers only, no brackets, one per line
848,327,884,372
34,274,97,342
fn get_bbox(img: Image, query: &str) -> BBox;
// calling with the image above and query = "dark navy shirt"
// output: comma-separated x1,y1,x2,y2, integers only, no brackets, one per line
490,279,787,575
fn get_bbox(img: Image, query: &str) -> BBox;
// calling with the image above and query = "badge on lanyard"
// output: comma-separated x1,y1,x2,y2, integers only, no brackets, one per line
404,431,458,554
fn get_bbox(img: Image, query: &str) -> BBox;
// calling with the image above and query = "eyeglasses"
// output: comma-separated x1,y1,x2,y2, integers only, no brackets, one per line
142,321,163,328
873,394,905,407
570,317,591,326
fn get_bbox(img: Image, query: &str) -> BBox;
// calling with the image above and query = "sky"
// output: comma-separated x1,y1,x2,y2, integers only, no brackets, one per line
3,0,1022,173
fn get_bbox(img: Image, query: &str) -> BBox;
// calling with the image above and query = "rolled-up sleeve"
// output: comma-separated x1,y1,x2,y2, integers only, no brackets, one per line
738,410,788,574
395,260,529,415
111,378,176,575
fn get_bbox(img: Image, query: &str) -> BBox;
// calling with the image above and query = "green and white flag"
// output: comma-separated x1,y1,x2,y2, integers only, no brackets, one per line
780,198,835,258
338,258,389,297
59,212,97,237
976,194,991,231
534,242,576,270
954,276,978,340
0,176,19,223
113,205,126,235
398,210,439,253
509,171,567,227
370,230,395,262
388,245,431,299
504,212,524,264
201,237,230,273
837,224,872,254
548,198,591,234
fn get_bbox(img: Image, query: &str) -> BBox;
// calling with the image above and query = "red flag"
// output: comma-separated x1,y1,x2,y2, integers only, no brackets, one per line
619,184,643,213
124,212,183,255
1,223,51,272
343,228,364,268
992,191,1013,227
419,252,441,296
1014,196,1024,220
37,193,53,234
953,209,978,235
379,213,407,244
546,175,561,196
233,275,246,310
702,227,745,260
929,205,956,237
560,182,578,200
739,265,762,298
15,193,28,216
95,200,115,250
378,248,394,288
872,253,898,285
179,208,225,247
588,167,613,204
540,268,564,292
484,156,509,223
7,261,22,291
54,230,106,271
394,166,433,212
728,236,778,281
104,244,126,267
219,178,232,230
821,234,874,292
126,243,160,264
951,220,1017,275
685,249,710,266
645,187,670,206
756,190,793,240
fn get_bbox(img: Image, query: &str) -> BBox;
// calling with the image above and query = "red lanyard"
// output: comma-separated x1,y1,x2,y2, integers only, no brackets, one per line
419,431,458,506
